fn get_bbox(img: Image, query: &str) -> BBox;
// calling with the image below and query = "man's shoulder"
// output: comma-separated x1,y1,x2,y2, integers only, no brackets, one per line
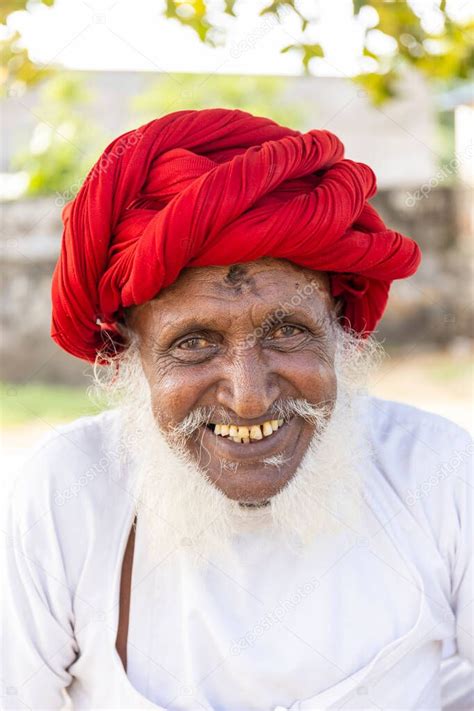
364,395,471,445
7,410,135,605
16,408,121,478
10,409,129,528
364,395,469,436
362,396,472,525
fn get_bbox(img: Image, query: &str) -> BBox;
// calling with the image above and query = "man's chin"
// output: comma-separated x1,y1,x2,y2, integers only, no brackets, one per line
186,450,309,505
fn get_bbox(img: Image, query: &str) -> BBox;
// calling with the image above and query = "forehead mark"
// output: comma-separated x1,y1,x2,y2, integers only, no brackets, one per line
221,264,254,295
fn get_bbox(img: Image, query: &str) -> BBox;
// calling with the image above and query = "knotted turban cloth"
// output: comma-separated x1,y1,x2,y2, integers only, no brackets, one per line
51,108,421,362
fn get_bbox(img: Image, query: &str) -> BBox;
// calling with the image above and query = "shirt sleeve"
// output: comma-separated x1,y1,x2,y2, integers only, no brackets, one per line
449,430,474,665
1,466,78,709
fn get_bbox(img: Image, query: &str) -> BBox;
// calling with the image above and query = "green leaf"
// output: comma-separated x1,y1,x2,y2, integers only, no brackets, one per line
223,0,236,17
260,1,286,16
301,43,324,71
352,0,367,15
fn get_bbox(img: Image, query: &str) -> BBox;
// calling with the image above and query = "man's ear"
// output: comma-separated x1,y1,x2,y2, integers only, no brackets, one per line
115,307,135,345
334,297,344,317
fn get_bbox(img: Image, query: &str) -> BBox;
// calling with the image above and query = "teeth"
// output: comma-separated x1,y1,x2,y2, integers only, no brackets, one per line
250,425,263,440
211,418,285,442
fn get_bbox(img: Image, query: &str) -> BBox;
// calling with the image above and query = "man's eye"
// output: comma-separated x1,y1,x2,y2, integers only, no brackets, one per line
178,337,211,350
271,325,304,339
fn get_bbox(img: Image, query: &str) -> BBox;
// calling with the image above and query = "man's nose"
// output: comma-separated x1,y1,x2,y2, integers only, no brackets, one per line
215,348,280,420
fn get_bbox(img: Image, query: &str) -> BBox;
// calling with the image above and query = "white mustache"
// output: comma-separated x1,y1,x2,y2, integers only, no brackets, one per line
170,397,334,440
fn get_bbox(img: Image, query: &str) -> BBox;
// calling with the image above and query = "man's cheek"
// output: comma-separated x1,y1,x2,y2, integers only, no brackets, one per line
151,396,176,433
296,364,336,401
150,381,191,432
144,361,179,401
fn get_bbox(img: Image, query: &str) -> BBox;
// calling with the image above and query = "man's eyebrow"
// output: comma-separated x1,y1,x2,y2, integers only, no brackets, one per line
156,303,329,341
157,314,233,340
260,307,330,330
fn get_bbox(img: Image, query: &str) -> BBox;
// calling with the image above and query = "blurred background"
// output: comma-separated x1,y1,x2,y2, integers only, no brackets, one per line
1,0,473,482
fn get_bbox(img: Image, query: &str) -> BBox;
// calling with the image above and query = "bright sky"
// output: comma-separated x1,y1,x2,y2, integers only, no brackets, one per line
5,0,473,77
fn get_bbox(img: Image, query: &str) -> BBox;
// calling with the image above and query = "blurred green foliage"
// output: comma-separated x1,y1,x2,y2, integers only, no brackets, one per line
436,109,456,167
2,0,473,104
131,73,305,128
351,0,474,103
1,381,102,426
1,0,54,93
12,74,105,195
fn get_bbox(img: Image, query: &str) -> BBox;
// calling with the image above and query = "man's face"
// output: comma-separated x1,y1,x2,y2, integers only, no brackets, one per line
129,259,337,504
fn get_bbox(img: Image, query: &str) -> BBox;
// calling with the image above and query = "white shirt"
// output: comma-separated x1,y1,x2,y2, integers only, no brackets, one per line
1,397,473,710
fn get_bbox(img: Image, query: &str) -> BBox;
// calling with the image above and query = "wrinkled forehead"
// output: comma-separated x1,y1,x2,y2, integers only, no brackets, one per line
127,258,334,333
160,258,330,302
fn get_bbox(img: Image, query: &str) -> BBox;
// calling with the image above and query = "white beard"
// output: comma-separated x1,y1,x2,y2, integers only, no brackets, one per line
96,327,379,565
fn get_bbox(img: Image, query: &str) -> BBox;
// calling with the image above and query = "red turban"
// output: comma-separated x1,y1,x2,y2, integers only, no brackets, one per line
51,108,421,362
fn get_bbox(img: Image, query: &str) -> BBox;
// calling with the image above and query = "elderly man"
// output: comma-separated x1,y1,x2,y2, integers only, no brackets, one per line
2,109,472,710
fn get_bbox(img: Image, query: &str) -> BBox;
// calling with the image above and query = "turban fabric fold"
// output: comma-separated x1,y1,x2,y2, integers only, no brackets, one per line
51,108,421,362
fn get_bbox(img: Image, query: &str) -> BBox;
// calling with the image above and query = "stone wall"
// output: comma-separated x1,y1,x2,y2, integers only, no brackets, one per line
1,189,472,385
373,186,473,347
1,198,93,385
